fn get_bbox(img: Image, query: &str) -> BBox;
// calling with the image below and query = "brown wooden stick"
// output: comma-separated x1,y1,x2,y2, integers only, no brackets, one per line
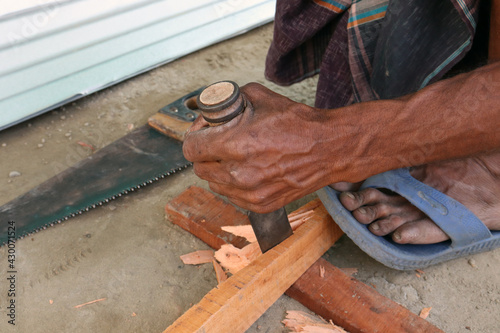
165,187,443,333
164,199,343,333
166,186,249,250
286,259,442,333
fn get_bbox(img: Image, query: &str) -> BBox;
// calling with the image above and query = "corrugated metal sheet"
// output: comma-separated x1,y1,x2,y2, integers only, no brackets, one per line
0,0,276,130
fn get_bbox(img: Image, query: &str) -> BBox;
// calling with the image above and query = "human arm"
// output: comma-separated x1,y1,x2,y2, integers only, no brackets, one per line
182,62,500,213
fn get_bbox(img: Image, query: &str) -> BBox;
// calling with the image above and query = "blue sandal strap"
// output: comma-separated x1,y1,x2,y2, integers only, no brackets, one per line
360,168,492,248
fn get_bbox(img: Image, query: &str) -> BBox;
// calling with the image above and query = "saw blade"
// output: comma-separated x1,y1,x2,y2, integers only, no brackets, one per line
0,125,190,245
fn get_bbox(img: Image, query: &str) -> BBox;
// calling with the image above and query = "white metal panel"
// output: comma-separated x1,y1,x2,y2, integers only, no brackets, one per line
0,0,276,130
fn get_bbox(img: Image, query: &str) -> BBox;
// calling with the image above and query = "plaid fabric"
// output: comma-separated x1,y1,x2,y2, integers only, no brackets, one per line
265,0,484,108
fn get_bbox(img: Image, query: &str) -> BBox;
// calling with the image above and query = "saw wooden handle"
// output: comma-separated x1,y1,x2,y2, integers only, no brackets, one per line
148,113,193,142
147,87,203,141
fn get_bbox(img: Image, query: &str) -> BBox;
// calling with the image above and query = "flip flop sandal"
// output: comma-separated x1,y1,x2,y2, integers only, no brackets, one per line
317,168,500,270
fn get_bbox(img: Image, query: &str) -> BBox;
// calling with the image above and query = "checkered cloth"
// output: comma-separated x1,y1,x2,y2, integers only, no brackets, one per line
265,0,486,108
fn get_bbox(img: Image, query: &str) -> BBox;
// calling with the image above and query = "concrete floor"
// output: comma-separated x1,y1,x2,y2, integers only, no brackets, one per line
0,24,499,333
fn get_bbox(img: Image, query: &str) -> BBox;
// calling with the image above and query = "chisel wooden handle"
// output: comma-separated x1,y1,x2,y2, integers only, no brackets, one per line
197,81,293,253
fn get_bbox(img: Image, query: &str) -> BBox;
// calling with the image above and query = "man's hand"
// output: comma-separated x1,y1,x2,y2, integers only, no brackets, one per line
183,83,346,213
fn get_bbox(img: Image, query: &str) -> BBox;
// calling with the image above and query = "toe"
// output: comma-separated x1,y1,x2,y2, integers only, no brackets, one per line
369,214,406,236
392,219,449,244
352,202,397,224
339,188,388,211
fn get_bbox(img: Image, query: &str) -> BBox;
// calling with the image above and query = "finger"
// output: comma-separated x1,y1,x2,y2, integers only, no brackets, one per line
212,186,286,214
208,181,297,213
192,161,232,184
187,115,210,133
183,126,228,162
240,82,279,110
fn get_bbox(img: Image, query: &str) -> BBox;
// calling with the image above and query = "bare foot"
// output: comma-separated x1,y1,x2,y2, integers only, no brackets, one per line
338,151,500,244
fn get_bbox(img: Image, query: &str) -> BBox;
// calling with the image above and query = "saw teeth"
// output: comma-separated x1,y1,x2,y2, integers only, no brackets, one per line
1,163,192,245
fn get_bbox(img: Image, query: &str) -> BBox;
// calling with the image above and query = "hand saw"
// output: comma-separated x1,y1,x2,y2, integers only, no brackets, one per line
0,88,204,245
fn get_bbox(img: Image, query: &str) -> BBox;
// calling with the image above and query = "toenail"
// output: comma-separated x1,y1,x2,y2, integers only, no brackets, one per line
393,231,401,241
371,223,379,231
358,207,367,214
345,192,355,199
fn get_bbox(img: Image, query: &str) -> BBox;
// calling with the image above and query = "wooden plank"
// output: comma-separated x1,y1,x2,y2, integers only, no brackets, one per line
164,196,344,333
286,258,443,333
166,186,249,250
165,186,444,333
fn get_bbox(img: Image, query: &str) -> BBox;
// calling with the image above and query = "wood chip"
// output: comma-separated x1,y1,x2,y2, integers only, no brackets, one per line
74,298,106,309
416,269,425,275
283,310,348,333
77,141,95,151
221,225,257,243
214,243,261,274
319,265,325,278
212,258,228,284
221,210,315,244
180,250,214,265
419,307,432,319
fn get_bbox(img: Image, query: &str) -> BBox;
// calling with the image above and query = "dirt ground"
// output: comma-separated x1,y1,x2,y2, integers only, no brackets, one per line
0,24,499,333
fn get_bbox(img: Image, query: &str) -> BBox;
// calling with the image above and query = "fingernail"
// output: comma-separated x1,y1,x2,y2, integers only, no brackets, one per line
345,192,355,199
358,207,366,214
393,231,401,241
371,223,379,231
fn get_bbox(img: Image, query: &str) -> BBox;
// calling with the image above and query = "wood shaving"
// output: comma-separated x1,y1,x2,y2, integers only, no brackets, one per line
74,298,106,309
319,265,325,278
221,225,257,243
214,243,261,274
180,250,214,265
221,209,315,244
283,310,348,333
419,307,432,319
212,258,228,284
